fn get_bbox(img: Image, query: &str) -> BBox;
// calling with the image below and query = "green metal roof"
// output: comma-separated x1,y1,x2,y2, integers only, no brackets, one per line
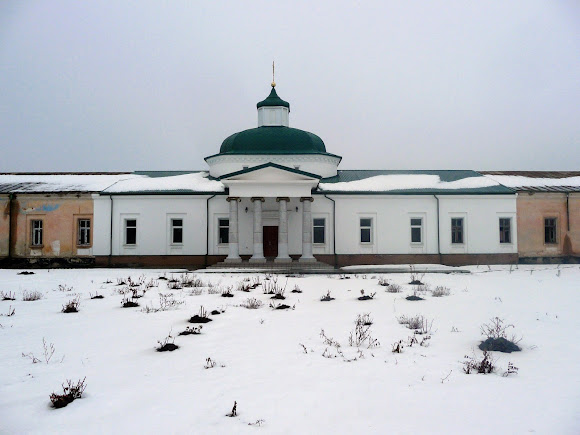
256,87,290,109
218,162,322,180
217,126,332,155
317,170,515,195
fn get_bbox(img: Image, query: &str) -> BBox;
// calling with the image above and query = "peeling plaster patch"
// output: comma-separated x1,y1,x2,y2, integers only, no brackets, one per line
42,204,60,212
30,249,41,257
51,240,60,256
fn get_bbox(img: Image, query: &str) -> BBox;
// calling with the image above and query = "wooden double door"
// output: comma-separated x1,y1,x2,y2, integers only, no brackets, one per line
263,226,278,258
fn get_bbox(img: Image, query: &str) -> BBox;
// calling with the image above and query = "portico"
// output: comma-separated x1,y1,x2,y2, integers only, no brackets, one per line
221,164,320,263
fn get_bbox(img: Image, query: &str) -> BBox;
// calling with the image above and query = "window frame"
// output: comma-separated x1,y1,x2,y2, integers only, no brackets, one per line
218,218,229,245
30,219,43,247
170,218,184,245
359,217,373,244
124,218,137,246
544,217,557,244
499,217,512,244
451,217,464,244
410,217,423,244
77,218,91,247
312,218,326,244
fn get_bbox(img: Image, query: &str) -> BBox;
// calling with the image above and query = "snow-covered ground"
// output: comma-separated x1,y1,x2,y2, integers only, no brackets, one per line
1,266,579,434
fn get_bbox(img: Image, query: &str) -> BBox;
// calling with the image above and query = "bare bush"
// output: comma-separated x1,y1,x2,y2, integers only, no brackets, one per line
349,314,380,348
480,317,519,342
57,285,73,292
22,338,63,364
189,306,212,323
432,286,450,297
320,290,334,302
50,377,87,409
1,305,15,317
1,291,16,301
386,283,402,293
22,290,43,301
90,291,104,299
61,296,81,313
208,286,222,295
221,286,234,297
240,297,263,309
291,284,302,293
158,293,185,310
397,315,433,334
156,330,178,352
179,325,202,335
409,266,425,285
378,277,390,286
358,289,376,300
463,351,495,374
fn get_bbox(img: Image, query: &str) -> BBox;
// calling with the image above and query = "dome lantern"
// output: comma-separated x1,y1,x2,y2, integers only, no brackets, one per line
257,86,290,127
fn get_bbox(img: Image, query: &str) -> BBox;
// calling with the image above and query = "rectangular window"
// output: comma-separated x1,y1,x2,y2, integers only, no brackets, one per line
451,218,464,244
171,219,183,244
77,219,91,246
499,218,511,244
218,218,229,244
313,218,325,244
545,218,557,244
31,220,43,246
360,218,372,243
125,219,137,245
410,218,422,243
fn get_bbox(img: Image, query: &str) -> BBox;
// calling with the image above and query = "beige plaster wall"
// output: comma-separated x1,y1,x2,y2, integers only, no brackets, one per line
0,196,9,257
517,192,579,257
10,194,94,258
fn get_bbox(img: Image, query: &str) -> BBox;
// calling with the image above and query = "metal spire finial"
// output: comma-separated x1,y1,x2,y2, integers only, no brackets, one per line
271,61,276,87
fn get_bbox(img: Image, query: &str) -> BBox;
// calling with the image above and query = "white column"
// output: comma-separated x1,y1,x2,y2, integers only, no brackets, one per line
299,197,315,262
275,197,291,263
249,197,265,262
225,197,241,263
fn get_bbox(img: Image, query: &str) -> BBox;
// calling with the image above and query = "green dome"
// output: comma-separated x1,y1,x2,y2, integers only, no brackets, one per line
219,126,327,154
256,87,290,110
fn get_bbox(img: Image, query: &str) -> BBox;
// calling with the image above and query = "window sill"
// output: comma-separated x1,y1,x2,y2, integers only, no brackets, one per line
30,245,43,249
170,243,184,247
123,244,137,248
77,244,92,248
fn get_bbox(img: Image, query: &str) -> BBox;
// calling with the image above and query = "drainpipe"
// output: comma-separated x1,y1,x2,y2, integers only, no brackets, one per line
566,193,570,231
434,195,442,264
109,195,113,267
205,194,217,268
324,194,337,268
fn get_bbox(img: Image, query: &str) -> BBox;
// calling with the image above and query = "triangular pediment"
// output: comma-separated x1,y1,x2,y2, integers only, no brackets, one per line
219,163,321,182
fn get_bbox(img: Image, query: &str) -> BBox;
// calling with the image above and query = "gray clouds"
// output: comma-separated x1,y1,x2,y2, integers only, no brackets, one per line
0,0,578,171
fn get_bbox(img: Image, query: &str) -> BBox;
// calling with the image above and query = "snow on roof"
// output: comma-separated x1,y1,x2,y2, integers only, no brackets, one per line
0,173,142,193
103,172,224,193
482,174,580,192
318,174,500,192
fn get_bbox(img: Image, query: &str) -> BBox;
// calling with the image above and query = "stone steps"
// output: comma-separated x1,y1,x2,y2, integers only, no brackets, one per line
201,259,335,273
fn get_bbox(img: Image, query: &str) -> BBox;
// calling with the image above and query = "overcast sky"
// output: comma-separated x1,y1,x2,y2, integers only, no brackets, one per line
1,1,578,172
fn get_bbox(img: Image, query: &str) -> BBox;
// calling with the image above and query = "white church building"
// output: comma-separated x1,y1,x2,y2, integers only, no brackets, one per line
90,83,518,268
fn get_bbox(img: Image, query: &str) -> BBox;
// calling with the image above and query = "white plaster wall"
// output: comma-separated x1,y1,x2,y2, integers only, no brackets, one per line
206,154,340,178
330,195,439,255
311,196,334,255
92,195,112,256
105,195,209,256
328,194,517,255
438,195,517,254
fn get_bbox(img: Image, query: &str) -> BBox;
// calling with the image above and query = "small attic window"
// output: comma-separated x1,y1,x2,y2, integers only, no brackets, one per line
294,165,300,170
243,166,249,170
